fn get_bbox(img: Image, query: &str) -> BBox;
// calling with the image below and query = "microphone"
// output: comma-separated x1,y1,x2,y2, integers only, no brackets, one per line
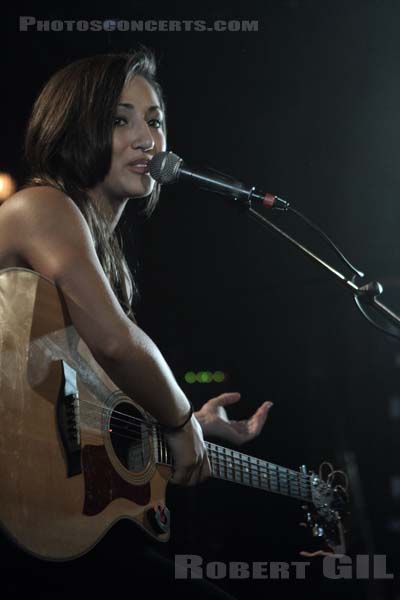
149,151,289,210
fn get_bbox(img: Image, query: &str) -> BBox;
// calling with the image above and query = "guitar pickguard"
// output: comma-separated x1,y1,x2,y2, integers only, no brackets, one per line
81,444,151,516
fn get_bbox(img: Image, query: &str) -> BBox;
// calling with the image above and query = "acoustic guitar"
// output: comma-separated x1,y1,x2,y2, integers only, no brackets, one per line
0,268,348,561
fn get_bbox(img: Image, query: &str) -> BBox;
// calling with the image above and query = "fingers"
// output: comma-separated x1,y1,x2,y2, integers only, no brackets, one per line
220,401,273,445
187,453,211,486
170,453,211,486
247,401,273,431
169,464,195,486
209,392,241,407
255,401,274,417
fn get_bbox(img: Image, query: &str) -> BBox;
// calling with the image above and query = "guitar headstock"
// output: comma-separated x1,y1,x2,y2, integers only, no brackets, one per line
299,461,349,557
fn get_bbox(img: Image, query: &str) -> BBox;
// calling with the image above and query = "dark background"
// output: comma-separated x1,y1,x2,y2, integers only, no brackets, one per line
2,0,400,598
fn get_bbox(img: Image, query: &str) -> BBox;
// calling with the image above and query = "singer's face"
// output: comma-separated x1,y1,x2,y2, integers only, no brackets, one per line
101,75,166,201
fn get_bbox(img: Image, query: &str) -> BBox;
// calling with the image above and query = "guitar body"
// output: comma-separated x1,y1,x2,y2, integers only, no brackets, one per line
0,268,171,561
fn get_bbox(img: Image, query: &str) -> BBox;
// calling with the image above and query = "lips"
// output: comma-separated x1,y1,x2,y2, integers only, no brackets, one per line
126,158,151,174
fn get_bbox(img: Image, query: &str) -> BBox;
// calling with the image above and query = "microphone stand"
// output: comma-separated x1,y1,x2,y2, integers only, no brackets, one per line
152,149,400,332
239,196,400,332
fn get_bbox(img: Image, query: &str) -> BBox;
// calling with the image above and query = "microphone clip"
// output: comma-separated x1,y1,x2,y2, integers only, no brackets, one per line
354,280,384,302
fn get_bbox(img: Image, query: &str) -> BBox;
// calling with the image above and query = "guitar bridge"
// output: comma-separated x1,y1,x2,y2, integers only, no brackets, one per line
56,361,82,477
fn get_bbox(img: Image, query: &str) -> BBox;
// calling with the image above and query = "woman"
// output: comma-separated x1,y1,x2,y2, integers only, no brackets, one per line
0,53,272,595
0,49,271,480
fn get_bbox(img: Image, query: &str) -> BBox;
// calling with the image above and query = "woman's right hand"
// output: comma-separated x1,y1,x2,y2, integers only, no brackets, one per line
165,415,211,486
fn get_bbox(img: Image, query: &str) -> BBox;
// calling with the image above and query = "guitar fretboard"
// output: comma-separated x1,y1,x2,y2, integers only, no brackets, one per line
153,430,313,503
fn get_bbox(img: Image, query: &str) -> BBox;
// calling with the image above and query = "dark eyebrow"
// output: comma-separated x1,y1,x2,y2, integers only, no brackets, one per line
118,102,163,114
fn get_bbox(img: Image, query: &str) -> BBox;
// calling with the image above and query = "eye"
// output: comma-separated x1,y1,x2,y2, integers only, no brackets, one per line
113,116,128,127
148,118,163,129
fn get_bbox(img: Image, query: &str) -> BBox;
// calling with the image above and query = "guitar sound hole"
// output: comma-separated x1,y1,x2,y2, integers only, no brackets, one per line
109,402,151,473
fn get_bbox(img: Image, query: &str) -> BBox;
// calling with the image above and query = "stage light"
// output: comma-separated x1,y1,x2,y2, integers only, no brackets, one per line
0,172,16,201
184,371,197,384
183,370,227,384
213,371,226,382
196,371,212,383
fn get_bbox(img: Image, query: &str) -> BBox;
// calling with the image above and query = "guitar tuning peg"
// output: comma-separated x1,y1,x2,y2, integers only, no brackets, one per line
299,522,307,528
312,525,324,538
301,504,308,510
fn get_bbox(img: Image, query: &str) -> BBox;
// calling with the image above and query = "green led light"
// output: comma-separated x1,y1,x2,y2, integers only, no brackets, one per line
194,371,211,383
184,371,197,384
185,370,227,384
213,371,225,383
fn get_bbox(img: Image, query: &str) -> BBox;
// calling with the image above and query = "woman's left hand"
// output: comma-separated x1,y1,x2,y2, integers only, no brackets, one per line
194,392,273,445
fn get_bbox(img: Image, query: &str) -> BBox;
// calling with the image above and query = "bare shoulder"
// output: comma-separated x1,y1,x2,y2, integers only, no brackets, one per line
1,186,93,249
2,186,85,227
0,186,99,282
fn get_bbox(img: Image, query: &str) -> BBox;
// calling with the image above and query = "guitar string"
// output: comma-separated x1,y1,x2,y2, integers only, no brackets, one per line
82,401,162,432
70,397,305,480
124,422,334,540
103,415,310,492
98,428,312,497
33,347,322,498
59,384,311,492
108,424,310,486
73,417,312,495
76,410,312,495
174,450,312,496
98,421,310,482
77,397,313,488
79,398,305,473
26,337,325,491
76,395,249,441
14,348,322,502
60,391,313,493
75,394,250,437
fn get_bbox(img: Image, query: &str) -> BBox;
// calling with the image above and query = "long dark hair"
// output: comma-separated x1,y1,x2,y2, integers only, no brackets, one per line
24,49,166,320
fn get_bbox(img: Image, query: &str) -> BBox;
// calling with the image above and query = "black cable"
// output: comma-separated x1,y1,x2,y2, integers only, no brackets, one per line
272,204,400,341
288,206,364,279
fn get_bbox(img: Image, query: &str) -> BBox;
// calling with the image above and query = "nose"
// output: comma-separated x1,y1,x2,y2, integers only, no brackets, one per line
131,118,155,152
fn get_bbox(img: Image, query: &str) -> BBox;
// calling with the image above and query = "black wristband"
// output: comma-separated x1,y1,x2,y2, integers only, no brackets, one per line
163,402,194,434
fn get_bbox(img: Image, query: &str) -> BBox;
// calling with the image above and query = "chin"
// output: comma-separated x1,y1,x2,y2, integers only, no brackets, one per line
126,176,155,199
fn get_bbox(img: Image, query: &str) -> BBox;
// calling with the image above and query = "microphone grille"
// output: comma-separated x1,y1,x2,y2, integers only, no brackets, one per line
149,151,182,184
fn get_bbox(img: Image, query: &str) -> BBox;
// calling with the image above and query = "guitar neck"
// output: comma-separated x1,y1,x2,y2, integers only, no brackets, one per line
154,432,313,503
206,442,313,502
